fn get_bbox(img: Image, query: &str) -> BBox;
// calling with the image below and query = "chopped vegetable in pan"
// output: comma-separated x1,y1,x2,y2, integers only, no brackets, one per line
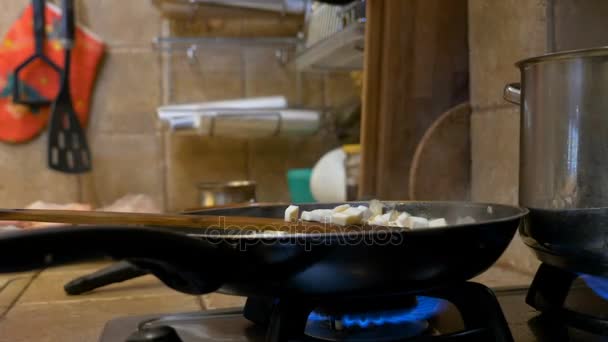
284,201,477,229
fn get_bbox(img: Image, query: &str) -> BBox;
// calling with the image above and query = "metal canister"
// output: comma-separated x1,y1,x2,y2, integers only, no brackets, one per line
197,181,256,207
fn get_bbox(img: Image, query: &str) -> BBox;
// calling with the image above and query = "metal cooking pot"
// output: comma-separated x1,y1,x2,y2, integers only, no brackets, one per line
197,180,256,207
504,47,608,276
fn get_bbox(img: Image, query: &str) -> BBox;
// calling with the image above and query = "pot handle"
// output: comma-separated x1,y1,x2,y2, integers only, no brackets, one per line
503,83,521,105
0,227,229,294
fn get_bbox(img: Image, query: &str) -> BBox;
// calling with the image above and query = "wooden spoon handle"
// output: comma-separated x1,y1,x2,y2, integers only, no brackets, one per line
0,209,351,233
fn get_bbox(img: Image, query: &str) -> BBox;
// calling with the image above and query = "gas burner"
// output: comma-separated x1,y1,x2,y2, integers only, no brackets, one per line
103,282,515,342
304,296,448,341
245,282,512,342
579,273,608,300
526,263,608,336
305,319,428,341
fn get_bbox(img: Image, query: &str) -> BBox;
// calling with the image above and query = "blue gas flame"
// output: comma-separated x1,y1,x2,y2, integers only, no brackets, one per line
579,274,608,300
307,296,447,328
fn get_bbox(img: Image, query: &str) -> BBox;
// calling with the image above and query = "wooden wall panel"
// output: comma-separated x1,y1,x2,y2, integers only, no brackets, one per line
359,0,469,200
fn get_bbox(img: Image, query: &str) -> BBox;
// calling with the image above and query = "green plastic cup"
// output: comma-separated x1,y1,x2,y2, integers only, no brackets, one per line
287,169,315,203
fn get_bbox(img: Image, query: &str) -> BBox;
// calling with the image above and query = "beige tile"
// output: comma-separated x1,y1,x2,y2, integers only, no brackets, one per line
41,260,113,274
470,108,520,205
165,134,248,212
323,72,360,107
248,138,290,202
169,13,301,37
76,0,160,47
88,50,159,134
18,270,185,304
240,16,302,37
286,135,338,170
79,133,164,208
0,271,36,285
495,233,541,276
472,265,533,288
170,18,244,37
244,47,298,103
468,0,548,110
201,293,246,310
0,138,79,208
248,133,338,202
170,49,243,104
0,1,26,36
300,73,325,108
0,274,36,316
2,295,200,342
552,0,608,51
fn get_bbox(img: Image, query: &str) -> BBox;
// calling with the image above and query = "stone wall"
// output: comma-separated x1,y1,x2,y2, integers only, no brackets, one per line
0,0,358,211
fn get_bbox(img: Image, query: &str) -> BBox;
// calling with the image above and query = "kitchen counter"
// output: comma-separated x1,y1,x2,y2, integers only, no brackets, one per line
0,262,246,342
0,263,532,342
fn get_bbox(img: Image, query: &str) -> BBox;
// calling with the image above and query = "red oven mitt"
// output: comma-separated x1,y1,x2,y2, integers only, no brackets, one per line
0,3,104,143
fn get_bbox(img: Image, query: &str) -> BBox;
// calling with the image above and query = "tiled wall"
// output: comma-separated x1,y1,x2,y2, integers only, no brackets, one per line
0,0,358,211
468,0,608,273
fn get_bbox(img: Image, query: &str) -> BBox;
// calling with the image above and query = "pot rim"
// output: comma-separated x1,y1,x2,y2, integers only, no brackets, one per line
516,46,608,67
197,180,256,190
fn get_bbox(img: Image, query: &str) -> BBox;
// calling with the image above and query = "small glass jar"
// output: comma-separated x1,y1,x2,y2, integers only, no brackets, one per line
343,144,361,201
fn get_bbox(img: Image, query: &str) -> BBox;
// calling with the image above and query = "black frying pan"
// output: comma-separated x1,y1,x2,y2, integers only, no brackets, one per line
0,202,526,297
522,208,608,277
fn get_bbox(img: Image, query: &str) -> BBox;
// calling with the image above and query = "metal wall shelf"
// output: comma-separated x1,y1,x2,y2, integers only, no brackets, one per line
294,19,364,71
151,0,365,72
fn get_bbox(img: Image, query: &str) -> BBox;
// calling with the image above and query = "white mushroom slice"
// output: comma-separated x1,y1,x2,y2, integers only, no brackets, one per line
368,214,386,226
428,218,447,228
387,210,400,222
332,204,351,213
331,210,363,226
369,211,393,226
357,205,372,221
369,199,383,216
301,211,314,221
284,205,299,222
395,212,411,227
310,209,334,223
405,216,429,229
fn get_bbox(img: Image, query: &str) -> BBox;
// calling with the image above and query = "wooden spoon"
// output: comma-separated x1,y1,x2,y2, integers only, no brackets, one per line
0,209,365,234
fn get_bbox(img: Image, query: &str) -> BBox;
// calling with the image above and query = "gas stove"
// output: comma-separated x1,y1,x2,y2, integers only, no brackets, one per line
98,277,608,342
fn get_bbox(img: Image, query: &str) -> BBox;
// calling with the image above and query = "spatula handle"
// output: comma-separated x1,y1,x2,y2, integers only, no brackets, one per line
60,0,75,48
0,208,357,233
32,0,46,54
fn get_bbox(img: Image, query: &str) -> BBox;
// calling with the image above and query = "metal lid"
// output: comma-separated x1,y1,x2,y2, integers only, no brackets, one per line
197,180,256,190
516,46,608,67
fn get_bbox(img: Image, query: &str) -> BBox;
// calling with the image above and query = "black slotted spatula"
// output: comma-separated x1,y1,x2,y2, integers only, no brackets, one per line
47,0,91,173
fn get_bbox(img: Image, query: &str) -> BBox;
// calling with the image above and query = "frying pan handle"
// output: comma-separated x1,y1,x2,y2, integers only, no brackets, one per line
0,227,228,294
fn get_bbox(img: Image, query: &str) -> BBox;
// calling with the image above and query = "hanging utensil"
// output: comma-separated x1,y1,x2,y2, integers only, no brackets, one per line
47,0,91,173
12,0,62,106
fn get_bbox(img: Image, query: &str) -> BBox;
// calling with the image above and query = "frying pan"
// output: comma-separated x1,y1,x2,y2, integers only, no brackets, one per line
522,208,608,277
0,202,527,297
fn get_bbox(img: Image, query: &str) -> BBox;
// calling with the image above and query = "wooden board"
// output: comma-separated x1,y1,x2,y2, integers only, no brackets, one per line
409,103,471,201
359,0,469,200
